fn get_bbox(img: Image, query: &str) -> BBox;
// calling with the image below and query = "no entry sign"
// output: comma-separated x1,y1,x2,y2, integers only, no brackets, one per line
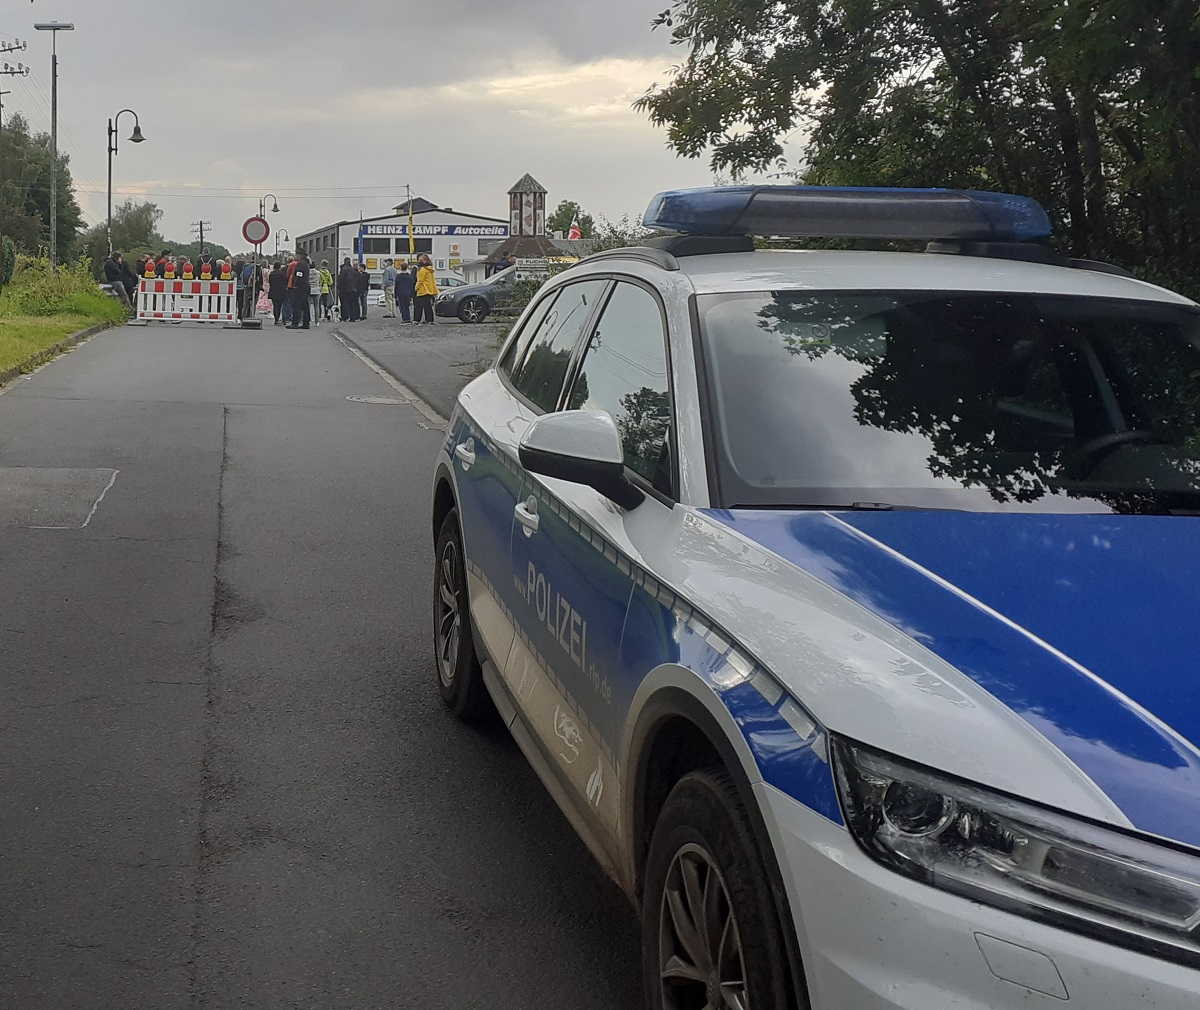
242,216,270,246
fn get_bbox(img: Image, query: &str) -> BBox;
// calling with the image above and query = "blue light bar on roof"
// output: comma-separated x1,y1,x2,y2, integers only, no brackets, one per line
642,185,1053,243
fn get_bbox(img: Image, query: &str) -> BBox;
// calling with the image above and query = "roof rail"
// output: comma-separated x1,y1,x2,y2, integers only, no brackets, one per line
643,234,756,257
1070,258,1135,279
580,246,681,271
925,240,1068,266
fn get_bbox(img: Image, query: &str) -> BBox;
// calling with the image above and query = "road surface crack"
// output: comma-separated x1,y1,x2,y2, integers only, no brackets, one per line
188,403,228,1008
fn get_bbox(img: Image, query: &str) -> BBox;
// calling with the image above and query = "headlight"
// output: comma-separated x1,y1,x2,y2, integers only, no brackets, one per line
832,738,1200,965
437,293,452,302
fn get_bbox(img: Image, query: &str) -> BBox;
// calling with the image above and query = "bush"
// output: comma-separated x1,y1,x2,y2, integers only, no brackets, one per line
0,255,125,323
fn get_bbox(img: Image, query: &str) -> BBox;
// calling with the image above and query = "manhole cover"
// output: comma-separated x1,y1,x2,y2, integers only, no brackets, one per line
346,395,412,405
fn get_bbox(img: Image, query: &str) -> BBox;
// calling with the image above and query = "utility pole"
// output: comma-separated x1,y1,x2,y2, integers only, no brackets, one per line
191,219,212,253
33,23,73,271
0,41,30,295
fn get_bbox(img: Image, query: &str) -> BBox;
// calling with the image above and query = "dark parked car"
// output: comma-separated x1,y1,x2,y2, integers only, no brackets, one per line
434,266,516,323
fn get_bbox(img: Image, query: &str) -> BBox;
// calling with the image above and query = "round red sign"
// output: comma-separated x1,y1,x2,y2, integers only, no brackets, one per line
242,216,270,245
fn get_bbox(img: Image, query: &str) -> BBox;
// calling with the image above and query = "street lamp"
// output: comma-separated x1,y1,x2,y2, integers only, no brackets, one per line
34,21,74,271
107,109,145,255
259,194,280,218
276,229,289,257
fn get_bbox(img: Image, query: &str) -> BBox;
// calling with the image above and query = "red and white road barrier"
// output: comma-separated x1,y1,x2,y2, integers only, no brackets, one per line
137,278,237,323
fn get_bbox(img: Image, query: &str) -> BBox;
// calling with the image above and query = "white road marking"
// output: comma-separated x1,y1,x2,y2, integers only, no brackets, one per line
332,332,446,424
28,469,120,530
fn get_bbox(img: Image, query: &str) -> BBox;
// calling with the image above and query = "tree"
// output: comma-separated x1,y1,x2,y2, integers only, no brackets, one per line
636,1,1200,296
589,214,653,252
0,113,84,260
79,200,231,278
547,200,595,238
80,200,164,275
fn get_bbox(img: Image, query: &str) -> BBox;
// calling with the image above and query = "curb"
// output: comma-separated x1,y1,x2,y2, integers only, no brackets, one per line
333,326,450,422
332,327,449,423
0,320,116,391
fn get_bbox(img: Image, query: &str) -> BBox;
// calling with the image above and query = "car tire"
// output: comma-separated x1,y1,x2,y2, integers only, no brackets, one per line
642,768,803,1010
433,510,494,722
458,297,489,324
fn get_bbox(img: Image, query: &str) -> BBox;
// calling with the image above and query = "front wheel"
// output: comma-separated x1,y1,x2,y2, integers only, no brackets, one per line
458,297,489,324
433,510,494,722
642,769,803,1010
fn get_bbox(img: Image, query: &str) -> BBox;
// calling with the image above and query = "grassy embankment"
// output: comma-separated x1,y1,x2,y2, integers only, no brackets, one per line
0,258,126,375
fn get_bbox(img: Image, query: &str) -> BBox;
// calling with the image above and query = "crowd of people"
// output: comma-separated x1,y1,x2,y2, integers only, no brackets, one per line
104,246,443,328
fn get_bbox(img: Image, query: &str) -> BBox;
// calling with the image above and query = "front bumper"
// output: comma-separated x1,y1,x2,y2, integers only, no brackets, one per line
759,783,1200,1009
434,299,459,317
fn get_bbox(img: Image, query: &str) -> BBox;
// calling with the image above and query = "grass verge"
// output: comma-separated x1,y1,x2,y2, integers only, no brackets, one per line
0,314,113,374
0,257,126,376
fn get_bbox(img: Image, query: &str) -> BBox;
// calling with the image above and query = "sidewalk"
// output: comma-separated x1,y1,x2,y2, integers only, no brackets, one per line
334,314,505,419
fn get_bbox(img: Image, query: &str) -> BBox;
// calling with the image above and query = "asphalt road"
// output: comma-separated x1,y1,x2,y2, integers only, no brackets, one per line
0,321,640,1009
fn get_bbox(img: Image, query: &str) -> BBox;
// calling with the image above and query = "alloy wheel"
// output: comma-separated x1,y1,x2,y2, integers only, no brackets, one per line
659,842,748,1010
435,539,461,687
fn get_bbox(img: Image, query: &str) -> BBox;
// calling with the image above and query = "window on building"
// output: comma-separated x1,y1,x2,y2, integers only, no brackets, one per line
361,238,392,254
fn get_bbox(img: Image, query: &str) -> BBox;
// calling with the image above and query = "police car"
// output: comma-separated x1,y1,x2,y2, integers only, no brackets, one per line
430,186,1200,1009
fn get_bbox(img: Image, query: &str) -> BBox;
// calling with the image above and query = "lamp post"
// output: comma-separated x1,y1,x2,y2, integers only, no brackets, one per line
259,194,280,219
107,109,145,255
33,21,74,271
276,229,289,257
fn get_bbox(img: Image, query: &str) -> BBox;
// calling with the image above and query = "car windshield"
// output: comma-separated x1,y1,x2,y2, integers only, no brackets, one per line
698,290,1200,514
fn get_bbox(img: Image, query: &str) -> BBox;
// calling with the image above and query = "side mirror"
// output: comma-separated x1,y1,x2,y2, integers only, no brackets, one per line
519,411,645,510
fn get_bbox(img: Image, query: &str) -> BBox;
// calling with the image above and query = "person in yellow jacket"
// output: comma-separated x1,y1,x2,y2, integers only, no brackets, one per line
414,254,439,325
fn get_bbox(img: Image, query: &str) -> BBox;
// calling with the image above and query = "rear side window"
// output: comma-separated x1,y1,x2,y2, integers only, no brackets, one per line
509,279,609,413
499,291,559,379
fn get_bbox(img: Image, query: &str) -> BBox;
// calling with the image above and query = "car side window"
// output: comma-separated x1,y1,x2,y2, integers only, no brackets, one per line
498,290,559,379
510,279,609,413
567,281,675,497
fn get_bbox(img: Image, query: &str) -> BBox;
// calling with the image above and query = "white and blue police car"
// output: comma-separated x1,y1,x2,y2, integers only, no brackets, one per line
430,186,1200,1009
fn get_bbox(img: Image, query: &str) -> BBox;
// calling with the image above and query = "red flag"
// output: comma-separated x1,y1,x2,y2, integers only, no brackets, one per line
567,217,582,241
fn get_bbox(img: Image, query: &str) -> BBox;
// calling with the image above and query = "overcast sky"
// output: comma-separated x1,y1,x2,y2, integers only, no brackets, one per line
2,0,777,251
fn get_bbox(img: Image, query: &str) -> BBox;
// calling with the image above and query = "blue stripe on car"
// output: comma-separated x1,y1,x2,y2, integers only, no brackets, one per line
620,577,843,825
703,508,1200,848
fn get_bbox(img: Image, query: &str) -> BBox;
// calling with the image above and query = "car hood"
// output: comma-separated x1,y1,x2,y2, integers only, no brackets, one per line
702,509,1200,848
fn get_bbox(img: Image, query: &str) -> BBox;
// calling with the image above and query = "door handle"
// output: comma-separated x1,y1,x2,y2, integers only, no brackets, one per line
515,498,540,537
455,439,476,469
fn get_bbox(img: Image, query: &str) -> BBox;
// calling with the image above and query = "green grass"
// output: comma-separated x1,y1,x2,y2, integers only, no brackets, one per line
0,313,114,374
0,259,125,375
